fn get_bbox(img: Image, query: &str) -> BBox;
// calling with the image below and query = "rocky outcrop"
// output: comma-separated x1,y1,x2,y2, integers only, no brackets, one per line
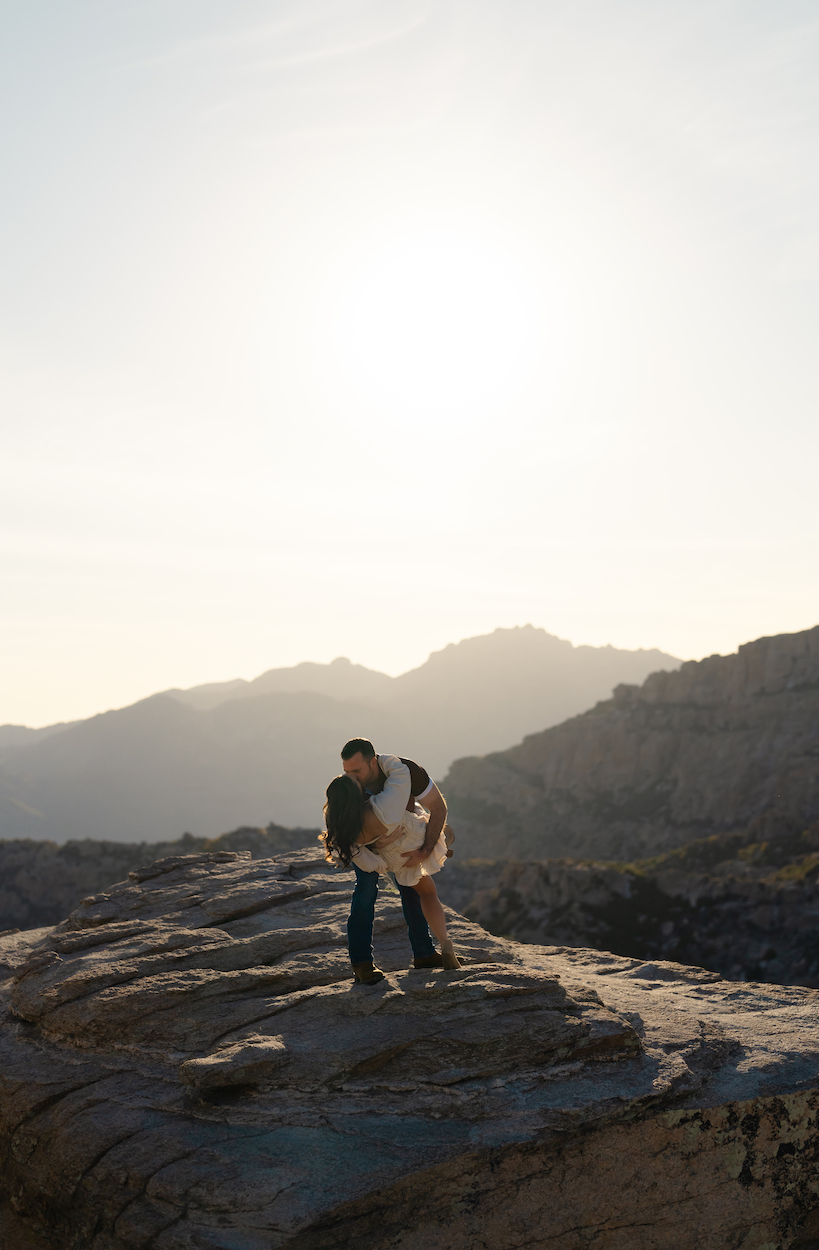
444,625,819,861
1,849,818,1248
0,823,317,932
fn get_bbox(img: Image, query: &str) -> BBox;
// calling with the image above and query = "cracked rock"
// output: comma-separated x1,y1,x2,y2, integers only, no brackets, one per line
0,848,818,1249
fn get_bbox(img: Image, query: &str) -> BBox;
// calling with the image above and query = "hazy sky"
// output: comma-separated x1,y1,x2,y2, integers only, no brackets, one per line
3,0,819,726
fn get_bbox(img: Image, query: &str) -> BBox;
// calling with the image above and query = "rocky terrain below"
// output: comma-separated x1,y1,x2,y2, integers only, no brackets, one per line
444,625,819,862
0,824,316,932
461,821,819,989
1,848,818,1248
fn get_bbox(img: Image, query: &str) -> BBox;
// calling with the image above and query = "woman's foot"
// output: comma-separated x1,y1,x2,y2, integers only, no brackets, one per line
440,939,461,970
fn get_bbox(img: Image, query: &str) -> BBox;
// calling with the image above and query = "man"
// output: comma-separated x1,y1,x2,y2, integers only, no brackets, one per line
340,737,450,984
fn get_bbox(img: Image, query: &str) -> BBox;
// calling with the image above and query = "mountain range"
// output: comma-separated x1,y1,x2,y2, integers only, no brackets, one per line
0,625,677,842
445,624,819,862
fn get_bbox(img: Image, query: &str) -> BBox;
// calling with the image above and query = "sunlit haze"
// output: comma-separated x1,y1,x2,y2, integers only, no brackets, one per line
3,1,819,726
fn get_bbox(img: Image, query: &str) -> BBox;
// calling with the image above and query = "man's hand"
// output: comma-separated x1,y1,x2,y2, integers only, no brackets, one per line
399,846,429,869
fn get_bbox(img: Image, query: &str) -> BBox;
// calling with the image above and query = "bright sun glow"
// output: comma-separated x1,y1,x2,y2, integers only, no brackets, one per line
324,231,555,421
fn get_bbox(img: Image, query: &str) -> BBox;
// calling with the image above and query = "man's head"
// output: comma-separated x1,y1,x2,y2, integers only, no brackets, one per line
341,737,380,788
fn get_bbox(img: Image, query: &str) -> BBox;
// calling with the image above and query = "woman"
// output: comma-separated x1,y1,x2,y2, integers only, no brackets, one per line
321,765,460,971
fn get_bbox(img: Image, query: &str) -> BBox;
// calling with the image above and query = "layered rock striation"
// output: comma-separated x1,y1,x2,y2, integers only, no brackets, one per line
444,625,819,861
1,850,818,1248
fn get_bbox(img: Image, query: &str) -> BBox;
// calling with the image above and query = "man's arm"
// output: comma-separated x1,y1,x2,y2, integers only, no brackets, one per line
368,755,411,831
400,783,448,868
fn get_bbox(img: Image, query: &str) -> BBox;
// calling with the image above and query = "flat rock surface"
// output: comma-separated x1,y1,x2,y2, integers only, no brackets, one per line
1,850,818,1249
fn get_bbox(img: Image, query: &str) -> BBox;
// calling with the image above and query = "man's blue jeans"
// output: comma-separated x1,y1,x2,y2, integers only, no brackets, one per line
347,865,435,965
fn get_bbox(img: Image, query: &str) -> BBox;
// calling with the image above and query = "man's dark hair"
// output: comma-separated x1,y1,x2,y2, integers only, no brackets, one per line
341,737,375,761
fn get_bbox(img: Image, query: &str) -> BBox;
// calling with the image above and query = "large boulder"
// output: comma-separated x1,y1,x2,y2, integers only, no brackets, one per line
1,849,818,1248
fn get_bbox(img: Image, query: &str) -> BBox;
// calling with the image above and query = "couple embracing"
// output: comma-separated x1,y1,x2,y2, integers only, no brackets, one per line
322,737,459,984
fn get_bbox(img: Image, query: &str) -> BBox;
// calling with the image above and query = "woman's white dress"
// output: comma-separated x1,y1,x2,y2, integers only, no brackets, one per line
351,754,450,888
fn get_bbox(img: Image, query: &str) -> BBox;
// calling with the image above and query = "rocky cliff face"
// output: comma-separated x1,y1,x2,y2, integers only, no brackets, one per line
463,823,819,988
444,625,819,862
1,849,818,1248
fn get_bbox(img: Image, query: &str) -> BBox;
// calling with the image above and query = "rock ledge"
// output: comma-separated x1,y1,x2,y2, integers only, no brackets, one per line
1,849,818,1248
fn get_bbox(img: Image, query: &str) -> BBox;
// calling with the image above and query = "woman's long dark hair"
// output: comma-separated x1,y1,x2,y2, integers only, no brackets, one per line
321,774,366,868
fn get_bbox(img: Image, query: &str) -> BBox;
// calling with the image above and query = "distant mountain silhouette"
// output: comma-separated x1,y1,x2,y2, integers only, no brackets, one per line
0,626,678,842
163,657,393,711
0,722,73,751
164,627,677,769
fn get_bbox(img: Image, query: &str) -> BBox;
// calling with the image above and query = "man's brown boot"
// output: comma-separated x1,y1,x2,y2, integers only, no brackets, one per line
413,952,444,969
352,962,385,985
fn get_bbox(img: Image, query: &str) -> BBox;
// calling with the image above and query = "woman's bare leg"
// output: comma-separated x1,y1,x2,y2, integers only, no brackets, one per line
413,876,460,968
412,875,448,943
